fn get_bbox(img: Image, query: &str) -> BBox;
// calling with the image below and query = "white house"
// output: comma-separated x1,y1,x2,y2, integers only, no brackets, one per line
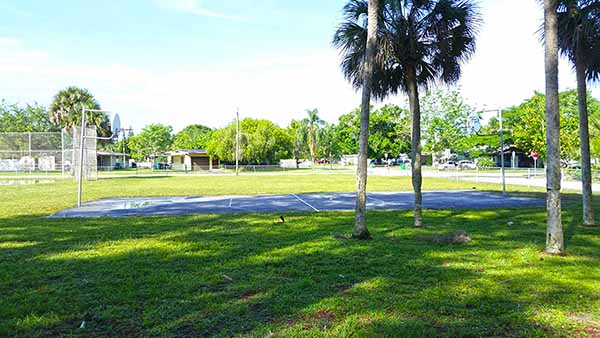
167,150,219,171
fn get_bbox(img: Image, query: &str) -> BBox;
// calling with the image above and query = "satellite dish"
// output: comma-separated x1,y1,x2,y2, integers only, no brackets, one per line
111,113,121,135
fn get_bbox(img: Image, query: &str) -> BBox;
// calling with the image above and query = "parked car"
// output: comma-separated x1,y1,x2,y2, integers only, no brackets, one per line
458,160,477,170
154,162,171,170
439,161,457,170
562,160,581,169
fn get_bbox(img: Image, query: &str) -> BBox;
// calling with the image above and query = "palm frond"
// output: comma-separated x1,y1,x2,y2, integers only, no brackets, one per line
333,0,481,98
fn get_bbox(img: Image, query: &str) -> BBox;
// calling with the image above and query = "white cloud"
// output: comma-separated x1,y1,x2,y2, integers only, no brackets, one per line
1,0,599,134
0,37,19,46
458,0,597,111
0,40,361,131
154,0,248,21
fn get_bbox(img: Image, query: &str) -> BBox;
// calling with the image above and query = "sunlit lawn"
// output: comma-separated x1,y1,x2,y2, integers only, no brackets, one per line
1,175,599,337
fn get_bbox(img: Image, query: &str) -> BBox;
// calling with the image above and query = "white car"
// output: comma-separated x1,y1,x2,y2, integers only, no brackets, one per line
439,161,457,170
458,160,477,170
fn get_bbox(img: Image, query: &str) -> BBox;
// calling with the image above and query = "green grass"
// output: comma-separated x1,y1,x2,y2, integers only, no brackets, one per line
1,175,599,337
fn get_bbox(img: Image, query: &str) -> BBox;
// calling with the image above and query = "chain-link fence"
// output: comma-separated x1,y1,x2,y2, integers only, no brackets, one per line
0,131,72,176
72,127,97,181
0,128,97,180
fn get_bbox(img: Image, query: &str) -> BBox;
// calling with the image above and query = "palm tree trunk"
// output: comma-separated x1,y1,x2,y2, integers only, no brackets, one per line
544,0,564,254
310,132,316,166
407,66,423,227
353,0,379,240
576,58,595,226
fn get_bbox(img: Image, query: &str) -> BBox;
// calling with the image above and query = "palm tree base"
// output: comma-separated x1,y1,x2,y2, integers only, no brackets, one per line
351,232,372,240
544,247,565,256
581,223,599,228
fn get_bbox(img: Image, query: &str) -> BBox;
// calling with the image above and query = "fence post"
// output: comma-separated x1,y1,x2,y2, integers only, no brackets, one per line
28,132,32,174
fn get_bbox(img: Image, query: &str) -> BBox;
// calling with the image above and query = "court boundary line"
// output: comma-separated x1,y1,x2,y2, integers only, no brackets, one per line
367,196,386,204
291,194,320,212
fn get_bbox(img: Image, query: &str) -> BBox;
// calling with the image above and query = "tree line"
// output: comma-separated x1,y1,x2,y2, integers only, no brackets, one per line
337,0,599,256
3,87,600,167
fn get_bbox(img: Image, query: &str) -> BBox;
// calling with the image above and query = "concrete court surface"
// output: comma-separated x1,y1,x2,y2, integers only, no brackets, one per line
49,190,545,218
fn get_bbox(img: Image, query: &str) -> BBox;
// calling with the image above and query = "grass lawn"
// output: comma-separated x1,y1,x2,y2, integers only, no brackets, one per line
1,175,599,337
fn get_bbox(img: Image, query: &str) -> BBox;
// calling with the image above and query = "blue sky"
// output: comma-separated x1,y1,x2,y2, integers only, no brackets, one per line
0,0,598,132
0,0,345,68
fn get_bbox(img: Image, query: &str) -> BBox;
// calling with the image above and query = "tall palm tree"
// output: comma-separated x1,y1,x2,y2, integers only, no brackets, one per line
49,86,111,137
305,108,324,165
334,0,480,227
289,119,309,168
543,0,565,254
350,0,379,239
556,0,600,226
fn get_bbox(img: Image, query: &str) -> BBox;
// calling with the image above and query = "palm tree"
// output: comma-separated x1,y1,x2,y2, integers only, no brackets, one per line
305,108,324,165
334,0,480,227
49,86,111,137
337,0,380,239
556,0,600,226
543,0,565,254
289,119,309,168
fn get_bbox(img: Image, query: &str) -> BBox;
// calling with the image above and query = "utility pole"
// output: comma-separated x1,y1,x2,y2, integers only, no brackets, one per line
236,108,240,176
77,107,87,207
120,126,133,168
498,109,506,195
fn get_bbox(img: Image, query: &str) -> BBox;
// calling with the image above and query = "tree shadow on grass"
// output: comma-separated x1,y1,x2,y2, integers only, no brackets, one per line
0,205,599,337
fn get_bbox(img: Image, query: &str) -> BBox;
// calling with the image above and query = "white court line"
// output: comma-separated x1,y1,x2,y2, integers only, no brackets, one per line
228,198,233,208
291,194,320,212
368,196,386,204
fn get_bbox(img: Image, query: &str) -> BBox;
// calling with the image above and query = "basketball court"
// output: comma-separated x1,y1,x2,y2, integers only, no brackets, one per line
49,190,545,218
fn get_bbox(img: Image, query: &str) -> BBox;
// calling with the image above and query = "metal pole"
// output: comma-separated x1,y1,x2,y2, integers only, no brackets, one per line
122,129,126,169
61,129,64,176
28,132,32,173
499,109,506,195
236,108,240,176
77,108,86,207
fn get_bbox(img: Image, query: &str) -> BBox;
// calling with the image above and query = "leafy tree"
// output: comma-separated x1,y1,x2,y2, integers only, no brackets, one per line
305,109,325,165
287,119,310,167
317,123,342,164
208,118,292,165
0,101,59,132
172,124,213,150
500,90,589,160
556,0,600,226
49,87,111,137
207,123,247,164
422,89,475,157
127,124,173,161
334,0,481,227
335,105,411,159
369,105,411,159
589,97,600,159
335,109,360,155
243,119,292,165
